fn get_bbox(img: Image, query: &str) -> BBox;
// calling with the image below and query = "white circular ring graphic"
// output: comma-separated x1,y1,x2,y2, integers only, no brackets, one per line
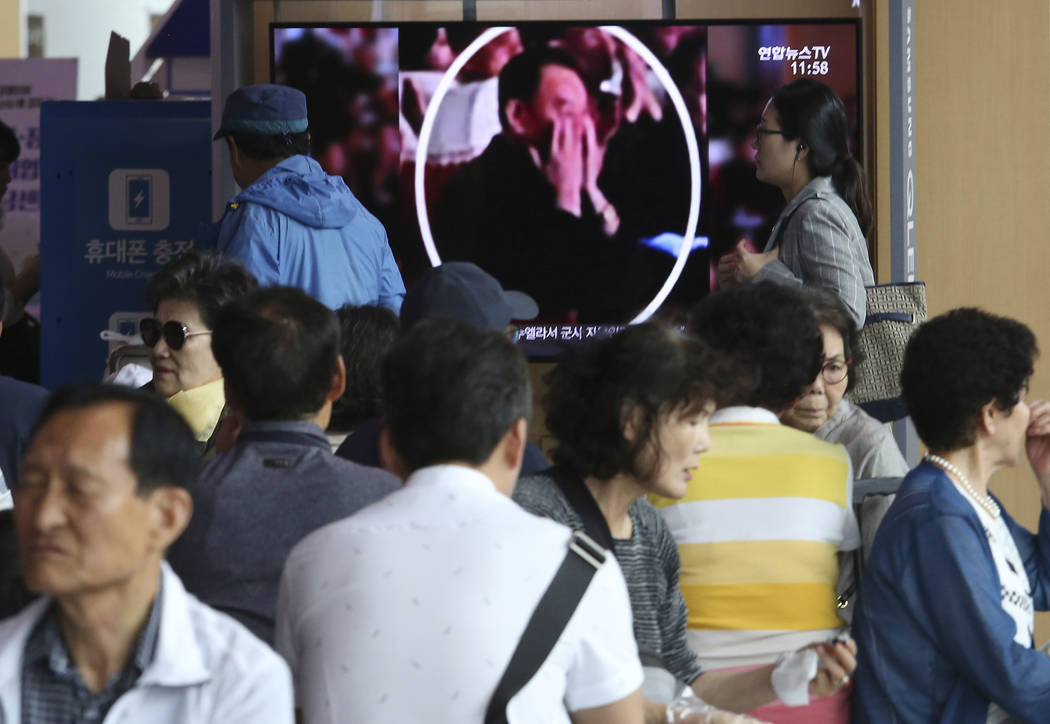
413,25,701,324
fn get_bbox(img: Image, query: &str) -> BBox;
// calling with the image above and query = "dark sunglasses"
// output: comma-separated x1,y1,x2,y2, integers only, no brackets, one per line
139,317,212,351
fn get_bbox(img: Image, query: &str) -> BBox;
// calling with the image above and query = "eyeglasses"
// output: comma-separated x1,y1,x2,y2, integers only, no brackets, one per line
139,318,212,351
755,125,788,140
820,358,852,385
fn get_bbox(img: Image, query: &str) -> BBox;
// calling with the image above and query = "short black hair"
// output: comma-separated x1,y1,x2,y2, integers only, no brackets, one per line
0,120,19,164
546,322,725,482
901,308,1037,452
29,384,198,494
144,250,258,330
689,282,823,411
497,47,583,130
382,317,530,471
211,287,341,422
228,131,310,161
331,304,401,431
799,287,864,392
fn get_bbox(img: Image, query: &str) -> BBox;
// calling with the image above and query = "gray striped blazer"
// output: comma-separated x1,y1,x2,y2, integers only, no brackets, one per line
755,175,874,328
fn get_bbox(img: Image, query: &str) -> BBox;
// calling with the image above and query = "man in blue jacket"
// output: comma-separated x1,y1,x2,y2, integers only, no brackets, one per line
214,84,405,312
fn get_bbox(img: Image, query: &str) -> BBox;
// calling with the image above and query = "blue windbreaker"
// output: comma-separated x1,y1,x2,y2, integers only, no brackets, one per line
216,155,404,312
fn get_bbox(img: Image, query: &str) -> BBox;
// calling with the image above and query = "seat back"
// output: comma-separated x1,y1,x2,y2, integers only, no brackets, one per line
854,476,904,564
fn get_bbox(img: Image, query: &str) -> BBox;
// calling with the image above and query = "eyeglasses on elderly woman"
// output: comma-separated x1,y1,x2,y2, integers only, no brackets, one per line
819,358,851,385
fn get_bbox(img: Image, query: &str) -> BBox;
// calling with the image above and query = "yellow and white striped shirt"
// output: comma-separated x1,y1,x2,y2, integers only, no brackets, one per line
650,406,859,670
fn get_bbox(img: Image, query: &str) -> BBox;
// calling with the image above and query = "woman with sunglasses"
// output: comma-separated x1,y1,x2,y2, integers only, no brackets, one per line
717,79,874,329
780,288,908,481
141,251,257,454
514,322,853,723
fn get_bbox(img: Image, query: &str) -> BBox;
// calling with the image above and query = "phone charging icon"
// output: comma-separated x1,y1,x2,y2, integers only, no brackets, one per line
108,169,169,231
127,176,152,225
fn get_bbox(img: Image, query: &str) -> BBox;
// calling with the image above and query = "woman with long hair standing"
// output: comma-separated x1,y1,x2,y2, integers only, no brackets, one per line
718,79,874,328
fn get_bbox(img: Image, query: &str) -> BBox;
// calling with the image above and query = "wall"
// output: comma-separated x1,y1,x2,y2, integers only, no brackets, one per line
0,0,21,57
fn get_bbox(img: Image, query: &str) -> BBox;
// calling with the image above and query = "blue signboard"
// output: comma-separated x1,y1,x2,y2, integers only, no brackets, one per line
40,101,211,388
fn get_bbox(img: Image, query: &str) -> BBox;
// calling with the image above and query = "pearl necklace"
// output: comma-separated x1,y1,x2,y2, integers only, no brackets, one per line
926,453,1000,518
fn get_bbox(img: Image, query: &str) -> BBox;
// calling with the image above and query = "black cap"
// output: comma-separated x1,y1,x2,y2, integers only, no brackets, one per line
400,263,539,331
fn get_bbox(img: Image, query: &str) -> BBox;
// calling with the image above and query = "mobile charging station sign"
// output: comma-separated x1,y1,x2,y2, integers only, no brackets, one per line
41,101,211,387
108,169,171,231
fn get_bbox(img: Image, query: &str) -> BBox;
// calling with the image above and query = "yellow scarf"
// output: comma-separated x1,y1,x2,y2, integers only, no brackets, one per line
167,377,226,443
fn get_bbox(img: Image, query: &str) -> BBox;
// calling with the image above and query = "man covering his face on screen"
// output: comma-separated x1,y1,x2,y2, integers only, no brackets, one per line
435,47,624,321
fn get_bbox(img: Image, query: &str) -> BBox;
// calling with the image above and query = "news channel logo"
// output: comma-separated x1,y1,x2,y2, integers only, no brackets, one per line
107,169,170,231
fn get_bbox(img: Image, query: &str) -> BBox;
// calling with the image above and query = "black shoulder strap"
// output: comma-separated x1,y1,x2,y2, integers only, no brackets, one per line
768,196,817,250
484,530,607,724
548,466,615,551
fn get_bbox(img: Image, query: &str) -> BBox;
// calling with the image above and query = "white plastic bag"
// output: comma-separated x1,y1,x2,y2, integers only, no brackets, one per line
664,687,771,724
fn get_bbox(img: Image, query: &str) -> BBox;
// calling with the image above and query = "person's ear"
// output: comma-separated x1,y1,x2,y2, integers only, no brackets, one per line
147,486,193,552
979,400,999,437
621,403,644,444
212,411,243,454
504,99,533,136
327,355,347,403
502,417,527,471
378,424,410,482
221,379,242,415
226,136,241,170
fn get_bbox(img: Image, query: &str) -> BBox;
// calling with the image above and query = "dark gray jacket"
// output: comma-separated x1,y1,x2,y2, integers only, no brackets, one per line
168,419,398,643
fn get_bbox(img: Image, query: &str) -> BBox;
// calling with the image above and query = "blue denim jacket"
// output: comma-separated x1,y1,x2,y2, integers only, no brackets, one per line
853,461,1050,723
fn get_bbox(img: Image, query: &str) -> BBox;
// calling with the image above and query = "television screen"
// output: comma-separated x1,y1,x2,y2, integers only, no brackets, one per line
271,21,861,353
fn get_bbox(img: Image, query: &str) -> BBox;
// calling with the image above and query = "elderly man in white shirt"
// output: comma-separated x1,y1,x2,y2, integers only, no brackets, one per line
275,318,645,723
0,385,292,723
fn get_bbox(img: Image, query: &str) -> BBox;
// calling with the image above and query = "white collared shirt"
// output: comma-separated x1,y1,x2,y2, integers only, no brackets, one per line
710,405,781,425
0,562,293,723
275,464,642,723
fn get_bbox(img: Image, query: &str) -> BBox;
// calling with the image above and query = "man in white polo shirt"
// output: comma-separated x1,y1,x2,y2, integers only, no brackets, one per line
275,318,644,723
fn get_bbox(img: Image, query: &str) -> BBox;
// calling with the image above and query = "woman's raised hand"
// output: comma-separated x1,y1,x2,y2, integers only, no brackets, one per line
1025,399,1050,495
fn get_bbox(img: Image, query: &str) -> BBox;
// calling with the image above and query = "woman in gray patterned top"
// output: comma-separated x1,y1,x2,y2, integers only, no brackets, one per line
514,322,853,723
718,79,874,329
779,288,908,480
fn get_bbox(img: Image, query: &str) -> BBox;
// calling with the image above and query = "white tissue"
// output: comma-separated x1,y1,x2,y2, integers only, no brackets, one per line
770,648,819,706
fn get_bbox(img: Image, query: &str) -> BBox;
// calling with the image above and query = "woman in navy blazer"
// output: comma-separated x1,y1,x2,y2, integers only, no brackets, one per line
852,308,1050,723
